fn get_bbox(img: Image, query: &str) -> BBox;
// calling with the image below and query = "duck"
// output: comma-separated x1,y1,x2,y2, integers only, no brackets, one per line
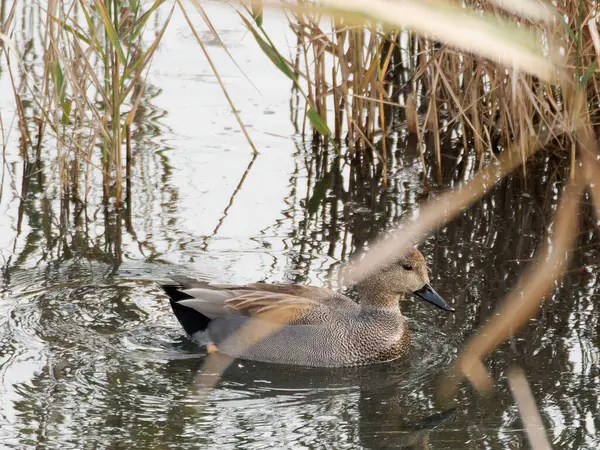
159,248,454,367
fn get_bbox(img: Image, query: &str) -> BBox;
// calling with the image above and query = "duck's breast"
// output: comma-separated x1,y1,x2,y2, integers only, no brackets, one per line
348,310,410,364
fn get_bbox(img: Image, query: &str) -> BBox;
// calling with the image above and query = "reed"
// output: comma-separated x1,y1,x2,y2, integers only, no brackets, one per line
2,0,173,210
4,1,597,227
273,0,599,177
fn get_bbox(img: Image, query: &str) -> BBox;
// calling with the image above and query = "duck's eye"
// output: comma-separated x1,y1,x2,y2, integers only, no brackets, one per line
402,264,413,271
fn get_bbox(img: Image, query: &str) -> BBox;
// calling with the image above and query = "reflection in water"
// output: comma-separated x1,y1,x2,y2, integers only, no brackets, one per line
1,138,598,448
1,4,599,450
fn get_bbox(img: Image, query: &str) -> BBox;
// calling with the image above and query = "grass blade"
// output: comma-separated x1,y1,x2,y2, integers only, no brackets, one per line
307,108,331,137
508,368,552,450
130,0,167,40
177,0,258,154
239,13,297,82
240,12,334,141
50,16,91,45
579,58,598,88
251,1,264,26
93,0,127,65
558,14,577,41
490,0,554,22
191,0,259,92
122,4,174,93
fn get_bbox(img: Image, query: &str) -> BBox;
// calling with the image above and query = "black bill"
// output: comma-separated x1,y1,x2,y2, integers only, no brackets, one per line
414,284,455,312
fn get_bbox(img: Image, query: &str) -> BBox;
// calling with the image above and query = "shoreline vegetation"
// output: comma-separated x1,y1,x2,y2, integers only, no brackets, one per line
1,1,597,207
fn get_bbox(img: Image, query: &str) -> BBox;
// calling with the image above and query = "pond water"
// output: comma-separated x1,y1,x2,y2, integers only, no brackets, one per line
0,2,599,449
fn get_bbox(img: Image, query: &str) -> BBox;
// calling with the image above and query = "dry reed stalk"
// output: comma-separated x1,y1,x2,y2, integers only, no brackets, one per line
279,0,600,182
179,0,258,154
490,0,554,21
574,89,600,220
405,93,418,134
507,367,552,450
438,176,583,398
0,111,7,203
5,53,32,158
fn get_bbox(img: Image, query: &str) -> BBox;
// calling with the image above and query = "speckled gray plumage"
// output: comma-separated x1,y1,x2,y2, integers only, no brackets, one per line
207,306,409,367
162,248,448,367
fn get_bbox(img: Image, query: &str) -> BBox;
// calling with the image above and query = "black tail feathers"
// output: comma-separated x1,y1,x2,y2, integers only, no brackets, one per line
159,283,211,335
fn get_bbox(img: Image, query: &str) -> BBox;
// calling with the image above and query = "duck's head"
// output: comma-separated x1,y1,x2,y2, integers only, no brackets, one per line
366,247,455,312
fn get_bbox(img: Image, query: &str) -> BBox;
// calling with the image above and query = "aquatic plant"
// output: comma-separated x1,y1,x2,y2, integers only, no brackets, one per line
271,0,599,173
0,0,259,214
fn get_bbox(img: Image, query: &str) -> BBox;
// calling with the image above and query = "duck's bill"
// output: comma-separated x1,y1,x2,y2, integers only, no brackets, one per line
414,284,455,312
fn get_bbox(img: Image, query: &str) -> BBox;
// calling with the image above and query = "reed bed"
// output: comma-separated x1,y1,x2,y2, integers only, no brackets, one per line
3,0,597,210
284,0,599,175
1,0,255,211
1,0,174,209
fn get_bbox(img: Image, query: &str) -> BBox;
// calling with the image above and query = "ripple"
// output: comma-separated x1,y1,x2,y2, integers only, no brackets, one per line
1,260,594,449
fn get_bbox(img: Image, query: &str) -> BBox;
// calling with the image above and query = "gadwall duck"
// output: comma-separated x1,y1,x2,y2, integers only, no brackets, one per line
160,248,454,367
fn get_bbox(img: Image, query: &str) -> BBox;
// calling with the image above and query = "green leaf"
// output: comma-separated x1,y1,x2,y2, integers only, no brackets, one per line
239,14,297,82
56,62,64,103
129,0,141,15
131,0,166,40
579,58,598,88
51,17,91,45
93,0,127,65
251,1,263,27
80,1,105,59
122,5,174,94
240,10,335,142
307,108,331,137
558,14,576,41
51,60,66,105
308,171,332,214
61,98,72,125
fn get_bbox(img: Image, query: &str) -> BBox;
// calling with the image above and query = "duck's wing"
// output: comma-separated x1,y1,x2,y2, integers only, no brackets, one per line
164,276,356,325
243,283,358,310
169,276,354,303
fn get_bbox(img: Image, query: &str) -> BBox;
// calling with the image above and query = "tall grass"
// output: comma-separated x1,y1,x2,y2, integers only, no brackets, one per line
273,0,599,178
5,0,597,235
2,0,174,210
0,1,254,267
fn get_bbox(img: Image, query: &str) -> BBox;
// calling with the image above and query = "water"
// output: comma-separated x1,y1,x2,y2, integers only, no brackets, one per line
1,2,599,448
